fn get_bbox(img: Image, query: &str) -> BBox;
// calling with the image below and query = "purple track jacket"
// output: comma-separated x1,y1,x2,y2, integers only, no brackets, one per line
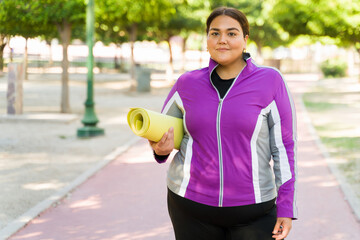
157,56,298,219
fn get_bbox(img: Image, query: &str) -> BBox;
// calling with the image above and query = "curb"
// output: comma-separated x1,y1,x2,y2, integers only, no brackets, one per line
0,114,79,124
0,136,140,240
299,94,360,222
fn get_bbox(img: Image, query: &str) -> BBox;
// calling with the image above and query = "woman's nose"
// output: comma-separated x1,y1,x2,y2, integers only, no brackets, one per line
218,34,227,43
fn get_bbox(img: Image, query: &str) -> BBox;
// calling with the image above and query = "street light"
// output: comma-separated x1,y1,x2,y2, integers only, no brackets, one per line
77,0,104,138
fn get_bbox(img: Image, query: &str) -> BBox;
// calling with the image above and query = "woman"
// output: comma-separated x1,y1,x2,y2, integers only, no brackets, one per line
149,6,297,240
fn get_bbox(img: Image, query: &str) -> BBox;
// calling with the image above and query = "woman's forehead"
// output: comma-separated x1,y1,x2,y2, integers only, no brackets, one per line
209,15,241,30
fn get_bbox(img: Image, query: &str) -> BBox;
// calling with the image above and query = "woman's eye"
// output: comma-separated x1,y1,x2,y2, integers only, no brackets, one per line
228,32,237,37
211,32,219,36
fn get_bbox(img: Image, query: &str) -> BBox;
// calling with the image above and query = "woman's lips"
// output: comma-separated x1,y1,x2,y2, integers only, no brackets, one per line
216,48,229,51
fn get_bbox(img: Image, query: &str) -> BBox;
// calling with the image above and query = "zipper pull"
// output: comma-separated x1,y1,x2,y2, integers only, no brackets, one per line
219,99,223,105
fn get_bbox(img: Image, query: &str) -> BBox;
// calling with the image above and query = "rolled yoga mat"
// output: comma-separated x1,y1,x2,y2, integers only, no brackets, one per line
127,108,184,150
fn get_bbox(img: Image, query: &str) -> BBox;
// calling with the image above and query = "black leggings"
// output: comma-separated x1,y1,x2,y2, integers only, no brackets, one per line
167,189,278,240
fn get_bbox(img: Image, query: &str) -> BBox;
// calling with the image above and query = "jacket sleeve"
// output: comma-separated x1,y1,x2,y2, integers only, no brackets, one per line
269,74,298,219
153,79,184,163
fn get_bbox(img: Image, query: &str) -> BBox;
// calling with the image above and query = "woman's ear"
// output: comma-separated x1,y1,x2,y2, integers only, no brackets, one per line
244,34,249,42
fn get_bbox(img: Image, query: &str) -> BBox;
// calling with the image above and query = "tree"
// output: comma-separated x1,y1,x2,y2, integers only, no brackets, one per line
0,34,9,72
154,0,204,80
35,0,86,113
272,0,360,78
0,0,85,112
95,0,129,71
40,28,58,67
178,1,212,70
0,0,45,77
331,0,360,78
97,0,175,89
0,0,10,72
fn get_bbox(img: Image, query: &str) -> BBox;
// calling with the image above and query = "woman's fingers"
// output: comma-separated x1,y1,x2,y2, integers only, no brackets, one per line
149,127,174,155
272,218,292,239
166,127,174,143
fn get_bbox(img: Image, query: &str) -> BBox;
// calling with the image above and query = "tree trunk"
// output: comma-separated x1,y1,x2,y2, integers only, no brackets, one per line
0,37,6,72
166,37,174,83
46,39,53,67
357,47,360,81
199,35,204,68
129,23,137,90
24,38,29,80
57,20,72,113
114,53,119,70
0,35,8,72
0,47,4,72
181,36,188,73
119,44,125,72
255,41,264,64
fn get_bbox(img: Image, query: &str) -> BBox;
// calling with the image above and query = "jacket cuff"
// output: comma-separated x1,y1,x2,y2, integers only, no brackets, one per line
276,202,298,220
153,151,169,163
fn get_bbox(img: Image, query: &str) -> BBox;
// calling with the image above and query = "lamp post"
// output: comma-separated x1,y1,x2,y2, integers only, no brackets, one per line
77,0,104,138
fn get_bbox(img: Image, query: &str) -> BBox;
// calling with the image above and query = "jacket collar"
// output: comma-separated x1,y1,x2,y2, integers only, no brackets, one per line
208,57,218,76
208,53,255,78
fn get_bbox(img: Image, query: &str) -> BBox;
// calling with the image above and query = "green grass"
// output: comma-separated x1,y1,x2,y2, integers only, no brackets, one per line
320,136,360,151
303,100,339,111
303,93,348,111
303,80,360,191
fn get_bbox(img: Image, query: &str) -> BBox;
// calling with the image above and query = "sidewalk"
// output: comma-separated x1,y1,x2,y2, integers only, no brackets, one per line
1,72,360,239
0,71,172,237
8,139,174,240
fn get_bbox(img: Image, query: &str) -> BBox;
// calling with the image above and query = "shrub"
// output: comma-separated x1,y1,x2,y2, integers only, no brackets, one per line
320,59,347,78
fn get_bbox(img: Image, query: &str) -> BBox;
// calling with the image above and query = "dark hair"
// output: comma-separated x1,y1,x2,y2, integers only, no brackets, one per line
206,7,250,37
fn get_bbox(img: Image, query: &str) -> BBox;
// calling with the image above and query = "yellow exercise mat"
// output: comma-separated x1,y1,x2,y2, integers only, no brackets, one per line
127,108,184,150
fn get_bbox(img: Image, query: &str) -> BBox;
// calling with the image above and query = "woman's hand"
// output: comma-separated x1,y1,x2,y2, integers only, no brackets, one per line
272,217,292,240
148,127,175,156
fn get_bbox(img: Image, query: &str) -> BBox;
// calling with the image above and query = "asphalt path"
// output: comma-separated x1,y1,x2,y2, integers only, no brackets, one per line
6,75,360,240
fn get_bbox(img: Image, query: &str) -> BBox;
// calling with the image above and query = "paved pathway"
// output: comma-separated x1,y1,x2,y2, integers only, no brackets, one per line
9,139,174,240
7,78,360,240
289,94,360,239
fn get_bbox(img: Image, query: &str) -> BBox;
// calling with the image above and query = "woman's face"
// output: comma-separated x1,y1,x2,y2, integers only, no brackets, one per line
207,15,248,67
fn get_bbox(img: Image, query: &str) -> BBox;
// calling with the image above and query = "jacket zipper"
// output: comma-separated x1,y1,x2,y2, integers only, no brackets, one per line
217,98,224,206
209,67,224,206
210,65,246,207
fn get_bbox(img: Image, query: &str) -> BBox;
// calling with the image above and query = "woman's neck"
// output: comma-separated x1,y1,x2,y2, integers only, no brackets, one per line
216,59,247,80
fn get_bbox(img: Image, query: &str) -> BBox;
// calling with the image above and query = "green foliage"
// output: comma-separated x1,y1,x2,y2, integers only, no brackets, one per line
95,0,128,45
0,0,85,40
36,0,86,40
154,0,205,41
272,0,316,36
36,0,85,24
0,0,43,38
320,59,347,78
1,0,358,61
272,0,360,48
96,0,176,44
